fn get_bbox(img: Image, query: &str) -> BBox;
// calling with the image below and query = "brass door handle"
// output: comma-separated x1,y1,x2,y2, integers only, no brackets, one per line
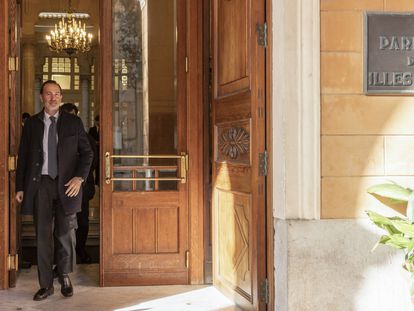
105,152,188,184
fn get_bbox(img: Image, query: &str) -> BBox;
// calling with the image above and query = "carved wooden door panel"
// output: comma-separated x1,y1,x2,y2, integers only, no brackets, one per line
100,0,189,285
212,0,267,309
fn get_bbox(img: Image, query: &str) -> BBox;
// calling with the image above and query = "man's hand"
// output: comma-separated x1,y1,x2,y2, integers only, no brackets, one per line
65,177,84,197
16,191,24,203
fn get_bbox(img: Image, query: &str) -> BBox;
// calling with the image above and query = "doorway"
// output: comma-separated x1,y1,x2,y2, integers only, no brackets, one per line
1,0,271,309
9,0,203,288
18,0,101,270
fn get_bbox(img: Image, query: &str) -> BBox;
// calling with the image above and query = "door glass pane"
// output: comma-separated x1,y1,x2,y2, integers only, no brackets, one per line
112,0,178,191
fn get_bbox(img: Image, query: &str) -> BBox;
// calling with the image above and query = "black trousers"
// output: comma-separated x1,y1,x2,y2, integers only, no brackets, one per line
76,193,89,256
33,175,77,288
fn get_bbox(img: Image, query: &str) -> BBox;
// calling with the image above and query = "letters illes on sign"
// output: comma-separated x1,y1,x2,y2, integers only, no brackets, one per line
365,13,414,94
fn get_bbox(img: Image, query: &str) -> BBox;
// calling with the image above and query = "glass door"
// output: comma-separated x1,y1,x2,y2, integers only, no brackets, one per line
101,0,188,285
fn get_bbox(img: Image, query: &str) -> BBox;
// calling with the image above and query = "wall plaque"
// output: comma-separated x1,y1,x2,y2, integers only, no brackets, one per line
365,13,414,94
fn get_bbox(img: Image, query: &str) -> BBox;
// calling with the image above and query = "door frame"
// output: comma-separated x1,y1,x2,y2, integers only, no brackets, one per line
265,0,274,309
8,0,20,288
187,0,205,284
0,0,10,290
99,0,205,285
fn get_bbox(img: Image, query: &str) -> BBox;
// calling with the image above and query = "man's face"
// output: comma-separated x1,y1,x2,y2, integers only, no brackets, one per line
40,83,62,115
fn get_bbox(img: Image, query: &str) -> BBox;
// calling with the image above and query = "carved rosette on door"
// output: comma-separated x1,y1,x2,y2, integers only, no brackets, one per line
218,127,250,160
216,121,251,165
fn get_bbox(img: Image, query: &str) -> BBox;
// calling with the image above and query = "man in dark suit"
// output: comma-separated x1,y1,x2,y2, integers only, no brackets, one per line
88,115,99,142
21,112,30,127
61,103,97,264
15,80,93,301
88,115,100,186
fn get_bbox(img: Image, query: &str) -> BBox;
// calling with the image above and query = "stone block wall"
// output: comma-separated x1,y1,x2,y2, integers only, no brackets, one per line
321,0,414,218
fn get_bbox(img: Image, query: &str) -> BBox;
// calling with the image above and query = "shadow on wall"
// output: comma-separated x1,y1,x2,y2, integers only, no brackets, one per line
284,219,412,311
319,95,414,309
321,95,414,219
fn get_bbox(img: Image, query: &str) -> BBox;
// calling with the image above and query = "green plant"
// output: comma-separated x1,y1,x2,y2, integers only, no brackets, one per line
367,182,414,300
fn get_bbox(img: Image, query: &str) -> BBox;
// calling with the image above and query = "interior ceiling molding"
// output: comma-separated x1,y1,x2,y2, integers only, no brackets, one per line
34,24,94,32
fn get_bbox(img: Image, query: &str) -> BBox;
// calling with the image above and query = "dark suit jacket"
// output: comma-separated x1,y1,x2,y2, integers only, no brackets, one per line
88,125,100,185
16,109,93,215
88,126,99,142
84,133,98,201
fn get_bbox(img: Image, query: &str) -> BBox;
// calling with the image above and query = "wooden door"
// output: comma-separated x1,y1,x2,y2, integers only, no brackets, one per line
100,0,189,286
212,0,267,309
0,0,10,290
0,0,20,289
8,0,21,288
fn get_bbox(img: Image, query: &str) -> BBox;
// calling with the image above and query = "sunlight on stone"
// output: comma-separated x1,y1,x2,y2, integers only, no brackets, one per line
114,286,238,311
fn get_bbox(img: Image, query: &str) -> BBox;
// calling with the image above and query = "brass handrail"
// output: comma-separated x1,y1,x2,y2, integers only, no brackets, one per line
109,154,183,159
105,152,188,184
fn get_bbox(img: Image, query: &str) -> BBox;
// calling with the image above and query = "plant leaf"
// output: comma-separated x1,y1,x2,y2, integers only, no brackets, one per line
408,192,414,224
388,180,413,192
392,220,414,238
407,239,414,256
371,236,390,252
381,235,411,249
366,210,403,234
367,183,412,202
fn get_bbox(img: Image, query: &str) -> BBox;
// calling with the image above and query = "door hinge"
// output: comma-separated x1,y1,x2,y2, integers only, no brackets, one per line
259,151,268,176
7,254,18,271
8,56,18,71
185,56,189,73
259,278,269,304
8,155,17,172
256,23,268,47
185,250,190,269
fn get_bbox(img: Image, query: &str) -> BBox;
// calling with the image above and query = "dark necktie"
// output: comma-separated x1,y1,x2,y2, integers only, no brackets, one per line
48,116,58,179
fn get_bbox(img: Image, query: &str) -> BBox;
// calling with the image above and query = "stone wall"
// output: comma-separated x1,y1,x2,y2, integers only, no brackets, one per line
275,219,413,311
321,0,414,218
272,1,414,310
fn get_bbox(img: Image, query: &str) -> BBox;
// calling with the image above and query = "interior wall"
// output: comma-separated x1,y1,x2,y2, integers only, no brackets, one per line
321,0,414,218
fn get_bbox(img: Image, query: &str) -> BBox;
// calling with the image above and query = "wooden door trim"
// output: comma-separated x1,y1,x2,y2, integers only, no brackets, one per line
187,0,205,284
99,0,112,287
251,1,267,309
0,0,9,290
8,0,19,288
265,0,274,309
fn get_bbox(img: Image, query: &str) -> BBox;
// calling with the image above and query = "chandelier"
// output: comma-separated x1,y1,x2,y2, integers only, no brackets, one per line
45,0,92,55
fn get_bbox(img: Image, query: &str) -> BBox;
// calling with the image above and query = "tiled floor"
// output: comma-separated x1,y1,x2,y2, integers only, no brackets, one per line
0,265,241,311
